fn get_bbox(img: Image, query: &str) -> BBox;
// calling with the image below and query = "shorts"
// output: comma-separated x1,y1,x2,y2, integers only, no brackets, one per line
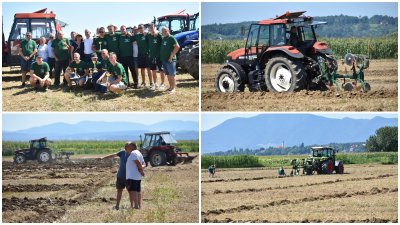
126,179,141,192
162,61,176,76
137,55,149,68
116,177,126,189
149,57,163,71
21,58,35,72
108,76,127,90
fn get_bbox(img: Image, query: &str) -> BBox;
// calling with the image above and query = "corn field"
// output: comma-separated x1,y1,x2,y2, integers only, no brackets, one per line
202,155,263,168
202,37,397,64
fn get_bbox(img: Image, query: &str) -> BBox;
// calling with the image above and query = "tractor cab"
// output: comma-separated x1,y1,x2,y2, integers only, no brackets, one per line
4,8,66,67
141,131,177,150
310,146,337,159
30,137,48,149
156,10,195,35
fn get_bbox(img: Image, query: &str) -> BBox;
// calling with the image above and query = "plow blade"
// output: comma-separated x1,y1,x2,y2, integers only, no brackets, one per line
176,152,197,164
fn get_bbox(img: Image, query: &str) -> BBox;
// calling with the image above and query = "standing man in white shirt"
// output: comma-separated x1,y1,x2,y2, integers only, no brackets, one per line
83,29,94,63
46,33,55,78
125,142,146,209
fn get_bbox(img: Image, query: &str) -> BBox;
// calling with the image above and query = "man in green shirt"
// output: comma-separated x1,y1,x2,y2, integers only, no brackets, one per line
119,25,137,88
19,32,37,87
97,52,127,94
64,53,87,90
93,27,107,58
105,24,120,57
29,55,51,91
160,27,180,94
52,31,70,86
135,24,152,88
148,24,165,90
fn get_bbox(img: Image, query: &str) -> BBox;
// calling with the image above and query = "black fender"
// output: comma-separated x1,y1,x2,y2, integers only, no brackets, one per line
221,61,247,83
263,48,304,60
335,160,342,167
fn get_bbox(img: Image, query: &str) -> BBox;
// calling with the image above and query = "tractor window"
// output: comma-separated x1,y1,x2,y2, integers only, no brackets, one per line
246,24,260,55
158,20,169,32
258,25,269,47
301,26,315,42
270,25,286,46
31,19,54,39
160,134,177,145
170,19,185,35
10,19,29,40
32,141,40,149
142,136,151,149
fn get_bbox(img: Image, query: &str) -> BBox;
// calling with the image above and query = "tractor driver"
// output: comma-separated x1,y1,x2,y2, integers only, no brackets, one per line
288,26,300,47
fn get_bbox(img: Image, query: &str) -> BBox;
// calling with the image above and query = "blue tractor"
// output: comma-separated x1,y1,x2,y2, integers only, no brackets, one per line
156,10,199,80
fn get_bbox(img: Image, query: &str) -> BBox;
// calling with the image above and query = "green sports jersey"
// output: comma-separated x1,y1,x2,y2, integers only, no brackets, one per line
119,34,134,57
20,39,37,57
30,62,49,78
105,33,120,54
86,60,102,70
68,60,86,75
160,34,178,61
93,36,107,52
147,33,162,58
51,37,70,61
135,33,148,56
99,57,111,71
107,62,128,85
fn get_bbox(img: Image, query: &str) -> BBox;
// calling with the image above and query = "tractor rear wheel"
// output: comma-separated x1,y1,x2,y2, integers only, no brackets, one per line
149,151,167,167
37,150,52,163
215,67,244,92
322,159,334,174
187,45,199,80
264,56,306,92
335,162,344,174
14,154,26,164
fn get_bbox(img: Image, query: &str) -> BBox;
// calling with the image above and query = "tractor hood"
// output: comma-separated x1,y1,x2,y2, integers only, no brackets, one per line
312,41,333,54
227,46,303,60
174,30,199,44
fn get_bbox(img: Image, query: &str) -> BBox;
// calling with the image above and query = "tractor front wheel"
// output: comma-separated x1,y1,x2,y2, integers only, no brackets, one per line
322,159,334,174
149,151,167,167
37,150,52,163
215,67,244,92
335,162,344,174
264,56,306,92
14,154,26,164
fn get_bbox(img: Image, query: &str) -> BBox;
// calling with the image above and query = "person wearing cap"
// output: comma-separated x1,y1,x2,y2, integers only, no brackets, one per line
29,55,51,91
135,24,152,88
126,142,146,209
97,142,133,210
160,27,180,94
71,33,85,61
19,31,37,87
64,53,87,91
119,25,137,88
93,27,107,58
148,23,165,90
86,52,102,91
52,31,70,86
105,24,120,58
46,33,56,78
96,52,127,94
83,29,94,63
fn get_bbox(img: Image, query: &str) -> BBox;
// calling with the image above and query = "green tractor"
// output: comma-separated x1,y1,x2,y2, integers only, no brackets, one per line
302,146,344,175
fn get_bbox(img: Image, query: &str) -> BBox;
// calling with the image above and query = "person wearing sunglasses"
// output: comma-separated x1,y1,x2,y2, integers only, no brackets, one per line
93,27,108,58
18,32,37,87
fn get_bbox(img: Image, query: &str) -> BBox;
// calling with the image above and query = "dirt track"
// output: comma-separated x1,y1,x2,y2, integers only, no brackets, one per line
201,60,398,111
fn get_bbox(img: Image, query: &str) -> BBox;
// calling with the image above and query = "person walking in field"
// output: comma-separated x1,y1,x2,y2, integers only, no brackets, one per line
19,32,37,87
125,142,146,209
29,55,51,91
148,23,165,90
160,27,180,94
97,142,132,210
208,164,216,177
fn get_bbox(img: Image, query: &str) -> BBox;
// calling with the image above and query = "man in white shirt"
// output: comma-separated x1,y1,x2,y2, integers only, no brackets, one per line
83,29,94,63
47,33,55,77
125,142,146,209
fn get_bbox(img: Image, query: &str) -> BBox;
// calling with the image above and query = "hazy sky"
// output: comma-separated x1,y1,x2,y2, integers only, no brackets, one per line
3,2,198,39
202,2,398,25
201,113,399,131
3,113,199,132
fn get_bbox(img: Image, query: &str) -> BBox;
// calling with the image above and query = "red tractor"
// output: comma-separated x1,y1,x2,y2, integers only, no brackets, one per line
139,132,196,167
215,11,370,93
3,8,66,67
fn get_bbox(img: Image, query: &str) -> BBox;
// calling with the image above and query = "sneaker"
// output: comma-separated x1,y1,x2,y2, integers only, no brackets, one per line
154,83,158,90
159,83,165,90
140,83,146,88
112,205,120,210
169,89,176,94
150,83,156,90
133,83,138,89
44,87,49,92
21,82,26,88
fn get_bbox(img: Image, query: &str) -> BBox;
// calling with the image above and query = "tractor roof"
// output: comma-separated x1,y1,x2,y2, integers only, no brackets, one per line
30,137,48,142
311,146,335,151
158,9,192,20
258,11,316,26
144,131,171,135
15,8,56,19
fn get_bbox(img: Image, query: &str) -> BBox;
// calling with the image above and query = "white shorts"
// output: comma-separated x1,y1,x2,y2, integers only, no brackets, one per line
108,76,127,90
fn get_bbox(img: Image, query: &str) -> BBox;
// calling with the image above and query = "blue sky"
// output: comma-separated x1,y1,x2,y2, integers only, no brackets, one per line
3,2,198,39
3,113,199,132
201,113,399,131
202,2,398,25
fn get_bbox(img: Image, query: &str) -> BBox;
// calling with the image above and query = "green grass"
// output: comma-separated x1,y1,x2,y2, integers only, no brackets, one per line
202,152,398,169
2,140,199,156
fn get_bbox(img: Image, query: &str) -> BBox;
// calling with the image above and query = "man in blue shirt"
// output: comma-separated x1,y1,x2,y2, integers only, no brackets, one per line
98,142,131,210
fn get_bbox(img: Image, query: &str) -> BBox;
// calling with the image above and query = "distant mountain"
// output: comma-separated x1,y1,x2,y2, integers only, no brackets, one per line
201,115,397,153
202,15,398,40
3,120,199,141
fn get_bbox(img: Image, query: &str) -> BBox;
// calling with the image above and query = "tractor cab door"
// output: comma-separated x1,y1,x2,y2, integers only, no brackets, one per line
244,24,261,63
294,25,316,54
189,13,199,31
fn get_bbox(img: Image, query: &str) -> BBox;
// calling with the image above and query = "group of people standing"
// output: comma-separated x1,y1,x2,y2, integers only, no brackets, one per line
18,23,180,94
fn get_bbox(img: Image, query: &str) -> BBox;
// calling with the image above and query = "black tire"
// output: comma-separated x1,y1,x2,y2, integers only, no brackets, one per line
187,45,199,80
149,151,167,167
178,47,190,72
14,154,26,164
215,67,244,92
335,161,344,174
264,56,306,92
37,150,52,163
322,159,334,174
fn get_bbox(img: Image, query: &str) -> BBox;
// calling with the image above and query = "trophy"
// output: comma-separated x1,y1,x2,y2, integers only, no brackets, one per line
101,71,112,87
98,41,102,51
